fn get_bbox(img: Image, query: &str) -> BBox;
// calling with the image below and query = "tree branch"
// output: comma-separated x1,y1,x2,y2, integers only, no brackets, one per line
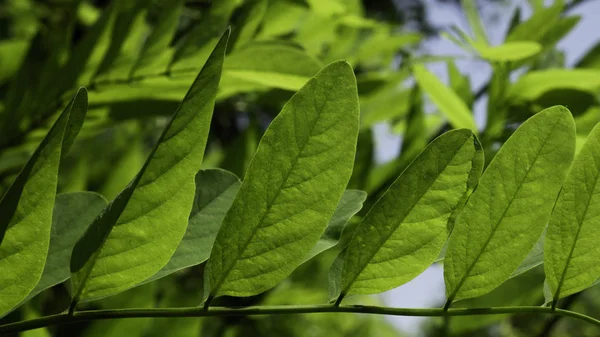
0,304,599,335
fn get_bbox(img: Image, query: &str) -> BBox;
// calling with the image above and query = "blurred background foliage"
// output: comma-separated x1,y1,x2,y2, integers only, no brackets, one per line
0,0,599,336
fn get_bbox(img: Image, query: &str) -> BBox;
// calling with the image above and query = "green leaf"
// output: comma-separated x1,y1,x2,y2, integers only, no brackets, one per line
506,3,562,44
461,0,488,47
229,0,268,51
0,88,88,316
130,0,184,77
170,1,237,72
143,169,241,284
545,122,600,302
477,41,542,62
0,192,107,318
330,129,483,303
304,190,367,263
69,30,229,305
94,0,150,82
444,106,576,304
223,42,323,92
203,61,359,302
508,69,600,102
412,64,477,132
447,61,473,108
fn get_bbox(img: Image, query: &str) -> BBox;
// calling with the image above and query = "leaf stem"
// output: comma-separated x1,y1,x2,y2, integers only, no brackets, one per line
1,304,599,335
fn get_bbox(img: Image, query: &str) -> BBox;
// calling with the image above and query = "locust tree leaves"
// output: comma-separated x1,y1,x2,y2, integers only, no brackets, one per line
545,123,600,302
69,30,229,305
330,129,483,304
444,106,576,304
203,60,359,303
412,64,477,132
0,88,88,316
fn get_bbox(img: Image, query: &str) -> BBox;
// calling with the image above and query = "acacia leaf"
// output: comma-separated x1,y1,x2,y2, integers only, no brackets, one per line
0,88,88,316
545,122,600,302
203,61,359,302
69,30,229,305
412,64,477,132
330,129,483,303
444,106,575,304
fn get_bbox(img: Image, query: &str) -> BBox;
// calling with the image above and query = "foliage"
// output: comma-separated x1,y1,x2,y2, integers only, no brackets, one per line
1,0,600,336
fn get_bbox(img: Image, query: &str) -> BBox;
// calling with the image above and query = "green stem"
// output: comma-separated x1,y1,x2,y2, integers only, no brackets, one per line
0,305,598,335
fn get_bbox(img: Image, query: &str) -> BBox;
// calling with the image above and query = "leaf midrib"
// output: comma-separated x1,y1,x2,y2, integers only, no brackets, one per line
448,117,560,302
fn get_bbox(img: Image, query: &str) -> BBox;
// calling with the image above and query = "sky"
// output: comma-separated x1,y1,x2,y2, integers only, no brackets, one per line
374,0,600,335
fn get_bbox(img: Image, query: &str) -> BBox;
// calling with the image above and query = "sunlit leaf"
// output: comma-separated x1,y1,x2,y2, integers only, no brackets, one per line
330,129,483,303
412,64,477,132
444,106,575,304
545,123,600,302
0,88,88,316
69,30,229,305
477,41,542,62
204,61,359,302
508,69,600,102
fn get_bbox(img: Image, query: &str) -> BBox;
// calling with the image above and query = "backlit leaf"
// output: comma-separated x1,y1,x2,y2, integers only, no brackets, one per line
412,64,477,132
0,88,88,316
444,106,575,304
69,30,229,305
545,122,600,302
203,61,359,302
477,41,542,62
330,129,483,303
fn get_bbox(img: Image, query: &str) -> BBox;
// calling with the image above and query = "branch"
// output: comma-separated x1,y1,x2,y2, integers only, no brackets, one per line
0,304,598,335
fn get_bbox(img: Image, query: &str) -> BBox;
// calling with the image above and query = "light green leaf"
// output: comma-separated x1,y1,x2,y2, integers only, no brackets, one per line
170,1,237,72
444,106,575,304
412,64,477,132
508,69,600,102
203,61,359,302
94,0,150,82
447,61,473,108
461,0,488,47
330,129,483,303
507,3,562,43
143,169,241,284
0,192,107,318
477,41,542,62
131,0,184,77
304,190,367,263
545,123,600,302
223,42,323,92
230,0,268,51
0,88,88,316
69,30,229,305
